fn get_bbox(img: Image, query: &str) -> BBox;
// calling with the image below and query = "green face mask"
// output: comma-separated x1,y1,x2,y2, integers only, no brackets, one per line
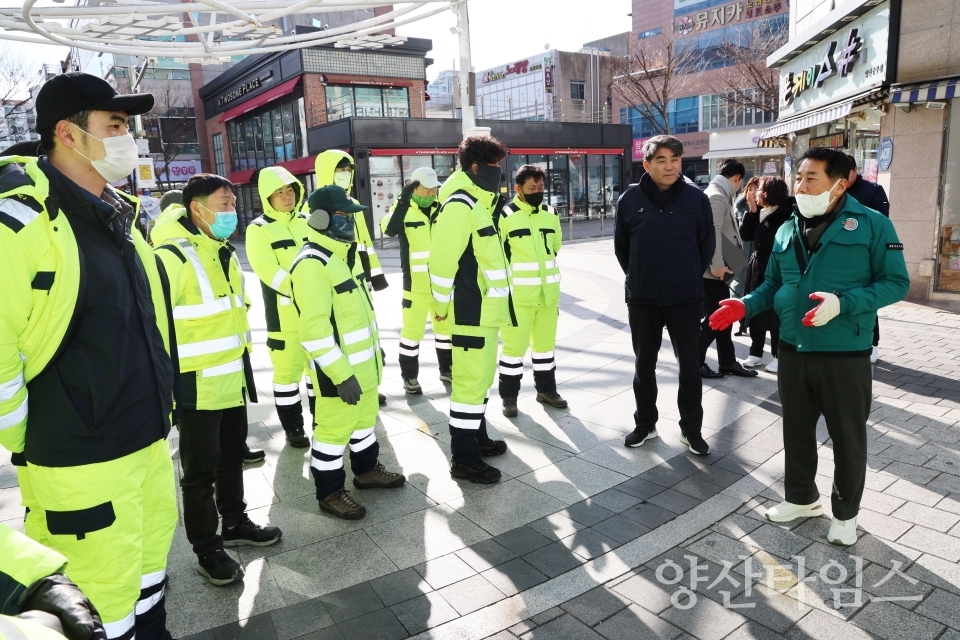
411,194,436,209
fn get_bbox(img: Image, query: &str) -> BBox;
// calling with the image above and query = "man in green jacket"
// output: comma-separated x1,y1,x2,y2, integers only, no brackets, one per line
429,136,514,485
710,147,909,546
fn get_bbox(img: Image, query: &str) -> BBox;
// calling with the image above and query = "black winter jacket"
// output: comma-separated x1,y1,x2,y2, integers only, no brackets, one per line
846,177,890,217
739,200,793,294
614,174,715,306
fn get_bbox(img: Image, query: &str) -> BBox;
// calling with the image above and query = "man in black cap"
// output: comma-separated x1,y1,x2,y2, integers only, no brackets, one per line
0,72,178,640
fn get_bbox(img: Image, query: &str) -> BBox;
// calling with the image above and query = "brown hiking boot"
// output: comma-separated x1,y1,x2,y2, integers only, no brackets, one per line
353,462,406,489
536,392,568,409
318,489,366,520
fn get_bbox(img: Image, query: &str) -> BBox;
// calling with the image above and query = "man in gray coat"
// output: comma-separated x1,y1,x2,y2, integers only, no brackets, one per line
698,160,757,378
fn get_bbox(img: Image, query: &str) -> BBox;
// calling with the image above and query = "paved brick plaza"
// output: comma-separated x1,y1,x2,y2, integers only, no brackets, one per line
3,237,960,640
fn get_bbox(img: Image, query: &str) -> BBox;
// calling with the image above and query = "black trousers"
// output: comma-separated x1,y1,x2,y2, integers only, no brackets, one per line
749,309,781,358
180,405,248,556
628,302,704,435
698,279,736,367
873,320,880,348
778,348,871,520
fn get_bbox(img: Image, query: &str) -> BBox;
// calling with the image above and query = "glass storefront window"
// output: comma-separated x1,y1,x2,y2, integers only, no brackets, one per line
507,155,525,186
386,88,410,118
939,97,960,293
401,155,432,185
587,155,604,218
355,88,385,117
548,155,568,218
282,102,295,162
605,154,621,216
325,86,353,120
272,106,284,162
434,155,455,180
369,155,402,230
568,154,586,218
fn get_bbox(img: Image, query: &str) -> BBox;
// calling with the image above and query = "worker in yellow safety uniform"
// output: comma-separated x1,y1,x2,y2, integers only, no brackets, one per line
314,150,388,404
379,167,451,394
496,164,568,417
429,135,515,485
0,523,105,640
292,185,406,519
245,167,313,448
153,173,282,587
0,72,177,640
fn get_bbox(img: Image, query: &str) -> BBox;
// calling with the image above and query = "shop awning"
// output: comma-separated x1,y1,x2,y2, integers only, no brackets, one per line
888,76,960,104
228,155,317,186
759,100,856,139
758,88,886,140
219,77,300,124
702,147,786,159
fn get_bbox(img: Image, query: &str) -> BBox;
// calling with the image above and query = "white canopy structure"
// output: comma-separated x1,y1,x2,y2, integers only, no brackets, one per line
0,0,479,134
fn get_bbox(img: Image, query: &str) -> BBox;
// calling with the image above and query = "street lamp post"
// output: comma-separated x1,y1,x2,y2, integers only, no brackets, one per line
454,0,487,139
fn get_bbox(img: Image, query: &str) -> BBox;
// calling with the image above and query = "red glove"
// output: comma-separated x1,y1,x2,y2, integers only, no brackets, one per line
709,299,746,331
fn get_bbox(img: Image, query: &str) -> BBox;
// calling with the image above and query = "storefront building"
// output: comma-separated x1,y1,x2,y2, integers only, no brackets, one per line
197,38,432,232
304,117,631,240
760,0,898,188
703,128,785,180
765,0,960,302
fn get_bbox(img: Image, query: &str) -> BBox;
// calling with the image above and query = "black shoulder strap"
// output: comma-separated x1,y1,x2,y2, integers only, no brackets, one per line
154,254,182,427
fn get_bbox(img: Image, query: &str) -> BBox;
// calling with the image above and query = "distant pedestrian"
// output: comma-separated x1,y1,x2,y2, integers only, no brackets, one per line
614,135,715,456
709,147,909,545
738,177,792,373
698,159,757,379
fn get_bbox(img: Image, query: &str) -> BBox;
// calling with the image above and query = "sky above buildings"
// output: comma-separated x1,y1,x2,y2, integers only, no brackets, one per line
0,0,633,88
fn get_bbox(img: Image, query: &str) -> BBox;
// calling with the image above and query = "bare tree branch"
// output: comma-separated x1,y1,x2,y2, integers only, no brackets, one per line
0,49,39,144
613,29,700,136
141,82,198,192
708,19,788,120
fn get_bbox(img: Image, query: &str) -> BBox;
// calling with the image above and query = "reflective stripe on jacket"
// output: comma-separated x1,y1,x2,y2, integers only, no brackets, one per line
246,166,310,334
0,157,173,455
497,197,562,307
428,170,515,328
292,232,383,395
153,208,252,410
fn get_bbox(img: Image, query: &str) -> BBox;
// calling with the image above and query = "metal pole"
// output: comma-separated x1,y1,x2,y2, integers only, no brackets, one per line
455,0,475,138
568,212,573,241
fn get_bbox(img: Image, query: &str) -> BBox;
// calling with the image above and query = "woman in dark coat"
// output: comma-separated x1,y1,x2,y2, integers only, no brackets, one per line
738,177,793,373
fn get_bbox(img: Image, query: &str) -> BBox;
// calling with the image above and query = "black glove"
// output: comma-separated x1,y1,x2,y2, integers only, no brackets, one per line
20,573,107,640
397,180,420,209
336,375,362,405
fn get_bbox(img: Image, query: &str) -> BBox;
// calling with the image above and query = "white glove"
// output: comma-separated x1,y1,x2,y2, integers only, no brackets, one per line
803,292,840,327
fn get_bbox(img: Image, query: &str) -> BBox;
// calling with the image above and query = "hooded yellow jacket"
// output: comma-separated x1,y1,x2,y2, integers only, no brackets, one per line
246,166,310,334
312,150,388,290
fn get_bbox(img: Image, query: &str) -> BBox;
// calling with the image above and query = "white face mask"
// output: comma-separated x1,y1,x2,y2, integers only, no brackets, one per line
333,172,352,191
795,180,841,218
72,125,139,183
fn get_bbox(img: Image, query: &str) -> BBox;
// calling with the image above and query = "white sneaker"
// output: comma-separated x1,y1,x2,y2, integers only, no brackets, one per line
741,355,763,367
764,500,823,522
827,516,858,545
870,346,878,364
765,358,778,373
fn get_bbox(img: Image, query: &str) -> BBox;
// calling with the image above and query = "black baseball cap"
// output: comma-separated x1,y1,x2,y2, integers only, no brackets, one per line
308,185,366,214
35,72,154,133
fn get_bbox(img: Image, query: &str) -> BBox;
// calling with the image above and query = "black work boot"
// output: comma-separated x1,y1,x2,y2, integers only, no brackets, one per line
536,392,568,409
222,517,282,547
318,489,367,520
502,397,518,417
197,549,243,586
450,461,502,484
353,462,406,489
286,428,310,448
479,440,507,457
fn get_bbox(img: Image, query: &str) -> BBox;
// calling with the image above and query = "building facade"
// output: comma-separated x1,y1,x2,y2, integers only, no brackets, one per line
473,35,630,125
621,0,789,183
305,117,631,240
198,39,432,229
761,0,960,302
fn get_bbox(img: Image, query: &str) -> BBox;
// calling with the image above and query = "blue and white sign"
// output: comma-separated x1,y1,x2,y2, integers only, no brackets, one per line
878,137,893,171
